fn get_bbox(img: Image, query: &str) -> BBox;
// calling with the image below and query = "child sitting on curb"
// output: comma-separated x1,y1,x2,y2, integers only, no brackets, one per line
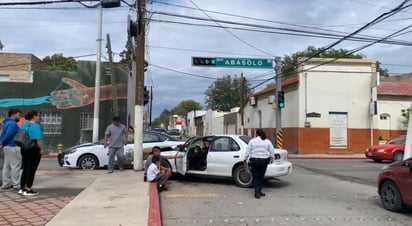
146,156,170,191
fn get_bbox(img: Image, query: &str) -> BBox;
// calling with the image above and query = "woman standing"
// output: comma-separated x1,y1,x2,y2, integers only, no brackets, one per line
19,110,44,196
244,129,275,199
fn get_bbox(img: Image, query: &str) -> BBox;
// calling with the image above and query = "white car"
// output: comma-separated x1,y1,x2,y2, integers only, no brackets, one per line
61,131,185,170
160,134,292,188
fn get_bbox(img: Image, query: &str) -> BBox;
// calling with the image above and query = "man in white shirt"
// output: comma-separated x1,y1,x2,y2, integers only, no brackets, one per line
146,156,169,191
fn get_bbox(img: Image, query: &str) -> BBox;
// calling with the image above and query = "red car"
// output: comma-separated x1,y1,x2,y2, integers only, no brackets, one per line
365,135,405,162
378,157,412,212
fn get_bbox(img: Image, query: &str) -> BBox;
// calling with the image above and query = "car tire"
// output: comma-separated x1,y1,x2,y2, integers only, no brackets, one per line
233,164,253,188
392,151,404,162
380,180,404,212
78,155,99,170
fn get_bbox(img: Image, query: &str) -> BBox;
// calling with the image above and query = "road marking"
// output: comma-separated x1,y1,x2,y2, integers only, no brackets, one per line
165,193,219,198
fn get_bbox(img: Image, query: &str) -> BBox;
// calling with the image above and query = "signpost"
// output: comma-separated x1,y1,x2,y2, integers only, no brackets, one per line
192,57,273,69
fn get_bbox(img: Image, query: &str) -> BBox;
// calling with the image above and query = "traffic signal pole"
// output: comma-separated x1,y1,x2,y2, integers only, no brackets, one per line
275,57,283,148
133,0,146,171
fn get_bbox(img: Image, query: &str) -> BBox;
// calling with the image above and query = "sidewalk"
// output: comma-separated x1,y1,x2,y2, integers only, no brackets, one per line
46,170,150,226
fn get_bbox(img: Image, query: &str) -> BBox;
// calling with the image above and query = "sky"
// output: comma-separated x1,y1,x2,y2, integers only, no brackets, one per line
2,0,412,119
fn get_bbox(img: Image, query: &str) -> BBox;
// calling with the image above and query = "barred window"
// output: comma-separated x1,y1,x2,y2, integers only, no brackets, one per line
80,112,93,129
40,111,62,135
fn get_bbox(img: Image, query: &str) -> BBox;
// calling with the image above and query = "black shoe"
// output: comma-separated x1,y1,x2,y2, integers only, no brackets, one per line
259,192,266,197
254,193,261,199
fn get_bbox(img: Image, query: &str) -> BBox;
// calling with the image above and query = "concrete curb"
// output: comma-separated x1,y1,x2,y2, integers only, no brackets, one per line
148,183,162,226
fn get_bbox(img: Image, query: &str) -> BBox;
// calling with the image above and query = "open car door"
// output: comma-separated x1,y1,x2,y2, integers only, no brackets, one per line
175,144,188,175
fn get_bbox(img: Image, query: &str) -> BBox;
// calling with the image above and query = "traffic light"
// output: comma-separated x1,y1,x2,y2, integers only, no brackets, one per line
143,86,149,105
277,91,285,108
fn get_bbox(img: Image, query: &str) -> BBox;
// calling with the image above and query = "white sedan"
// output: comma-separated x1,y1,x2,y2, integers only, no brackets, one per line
160,134,292,188
61,131,185,170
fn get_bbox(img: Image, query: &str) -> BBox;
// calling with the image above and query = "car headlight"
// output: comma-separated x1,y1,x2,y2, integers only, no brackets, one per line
68,148,78,154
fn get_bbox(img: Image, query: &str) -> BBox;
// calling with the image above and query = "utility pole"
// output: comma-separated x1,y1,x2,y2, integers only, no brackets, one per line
133,0,146,171
92,7,103,143
275,57,283,148
240,73,245,135
106,33,119,116
149,85,153,128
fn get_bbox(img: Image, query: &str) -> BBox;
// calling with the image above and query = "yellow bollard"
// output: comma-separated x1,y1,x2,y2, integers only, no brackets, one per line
57,143,64,154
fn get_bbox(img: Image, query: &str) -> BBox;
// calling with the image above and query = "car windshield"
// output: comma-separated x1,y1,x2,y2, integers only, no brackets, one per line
167,130,180,135
387,136,406,145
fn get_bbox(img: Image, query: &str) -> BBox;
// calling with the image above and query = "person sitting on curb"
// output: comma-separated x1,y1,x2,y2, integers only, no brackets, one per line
144,146,181,181
146,156,170,191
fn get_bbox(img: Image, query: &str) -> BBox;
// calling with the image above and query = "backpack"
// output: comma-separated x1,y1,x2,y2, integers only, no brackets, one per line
13,125,35,151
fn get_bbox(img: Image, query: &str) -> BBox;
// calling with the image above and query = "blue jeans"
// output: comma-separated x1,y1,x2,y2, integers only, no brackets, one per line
249,158,269,195
108,147,124,171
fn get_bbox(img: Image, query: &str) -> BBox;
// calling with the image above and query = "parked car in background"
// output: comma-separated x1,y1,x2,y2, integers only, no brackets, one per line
152,127,167,134
365,135,405,162
167,129,182,140
378,157,412,212
60,131,185,170
159,134,292,188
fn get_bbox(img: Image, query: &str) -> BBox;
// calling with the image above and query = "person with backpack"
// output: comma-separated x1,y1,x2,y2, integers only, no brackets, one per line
19,110,44,196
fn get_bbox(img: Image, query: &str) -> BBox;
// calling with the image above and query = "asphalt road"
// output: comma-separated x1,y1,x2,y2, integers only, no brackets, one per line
160,159,412,226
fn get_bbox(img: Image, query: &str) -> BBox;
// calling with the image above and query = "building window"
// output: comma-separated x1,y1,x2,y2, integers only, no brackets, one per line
80,112,93,129
380,113,390,120
40,111,62,135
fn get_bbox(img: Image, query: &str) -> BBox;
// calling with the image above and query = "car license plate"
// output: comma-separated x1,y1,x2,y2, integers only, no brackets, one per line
367,152,372,157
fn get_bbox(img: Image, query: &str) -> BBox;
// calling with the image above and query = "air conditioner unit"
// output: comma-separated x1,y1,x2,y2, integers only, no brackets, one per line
249,96,256,106
268,95,275,104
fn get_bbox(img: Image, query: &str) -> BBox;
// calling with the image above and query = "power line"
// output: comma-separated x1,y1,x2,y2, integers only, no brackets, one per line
186,0,273,57
150,64,217,80
0,53,96,68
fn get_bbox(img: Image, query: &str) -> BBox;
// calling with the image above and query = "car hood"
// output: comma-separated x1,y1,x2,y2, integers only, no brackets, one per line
370,144,404,149
65,143,98,151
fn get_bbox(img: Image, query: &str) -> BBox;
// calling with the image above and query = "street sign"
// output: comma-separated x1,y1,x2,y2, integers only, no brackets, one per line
192,57,273,69
216,57,273,68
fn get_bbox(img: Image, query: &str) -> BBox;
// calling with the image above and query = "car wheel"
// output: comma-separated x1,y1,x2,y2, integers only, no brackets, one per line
78,155,98,170
392,151,404,162
233,164,253,188
380,180,404,212
373,159,382,163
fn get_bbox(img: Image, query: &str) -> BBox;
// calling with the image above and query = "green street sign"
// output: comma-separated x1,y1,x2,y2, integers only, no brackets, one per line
216,57,273,68
192,57,273,69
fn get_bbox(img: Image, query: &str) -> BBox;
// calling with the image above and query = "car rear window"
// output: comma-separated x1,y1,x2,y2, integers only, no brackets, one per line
239,135,252,144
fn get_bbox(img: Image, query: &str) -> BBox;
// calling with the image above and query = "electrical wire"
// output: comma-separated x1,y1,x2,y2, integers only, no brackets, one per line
0,53,96,68
187,0,273,57
150,64,217,80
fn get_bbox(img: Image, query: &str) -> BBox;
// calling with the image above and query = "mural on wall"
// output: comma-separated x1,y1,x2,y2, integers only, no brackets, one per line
0,78,127,109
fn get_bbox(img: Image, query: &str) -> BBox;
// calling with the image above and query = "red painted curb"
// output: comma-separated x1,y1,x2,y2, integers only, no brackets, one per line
148,183,162,226
42,154,58,159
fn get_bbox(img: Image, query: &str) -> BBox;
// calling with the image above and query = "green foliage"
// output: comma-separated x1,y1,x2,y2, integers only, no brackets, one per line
401,108,410,127
42,53,77,71
152,100,201,128
281,46,365,77
0,40,4,51
204,75,252,111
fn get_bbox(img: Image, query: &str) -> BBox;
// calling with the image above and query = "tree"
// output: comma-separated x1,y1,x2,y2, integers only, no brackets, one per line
171,100,201,116
42,53,77,71
0,40,4,51
204,75,252,111
281,46,372,78
152,109,171,128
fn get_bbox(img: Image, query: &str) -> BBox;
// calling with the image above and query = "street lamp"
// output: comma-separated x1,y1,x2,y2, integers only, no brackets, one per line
92,0,121,143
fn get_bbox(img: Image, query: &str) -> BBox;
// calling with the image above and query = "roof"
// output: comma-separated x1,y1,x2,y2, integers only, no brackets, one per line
377,81,412,97
252,76,299,97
